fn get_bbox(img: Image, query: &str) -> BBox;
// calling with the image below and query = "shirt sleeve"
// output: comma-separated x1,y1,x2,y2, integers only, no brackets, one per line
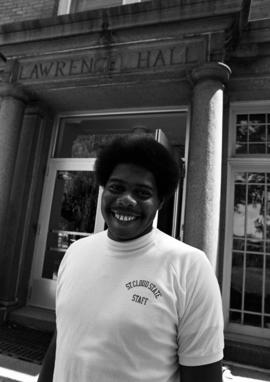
177,251,224,366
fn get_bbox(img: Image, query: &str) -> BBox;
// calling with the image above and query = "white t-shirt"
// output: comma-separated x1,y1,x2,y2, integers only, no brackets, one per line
53,228,224,382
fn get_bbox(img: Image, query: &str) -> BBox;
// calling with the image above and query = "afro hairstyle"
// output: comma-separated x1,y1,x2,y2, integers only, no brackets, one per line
94,135,180,200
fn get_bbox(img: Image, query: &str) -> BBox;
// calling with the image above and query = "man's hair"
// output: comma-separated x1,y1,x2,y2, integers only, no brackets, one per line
94,135,179,200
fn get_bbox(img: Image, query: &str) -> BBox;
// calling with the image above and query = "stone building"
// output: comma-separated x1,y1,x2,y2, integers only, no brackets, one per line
0,0,269,368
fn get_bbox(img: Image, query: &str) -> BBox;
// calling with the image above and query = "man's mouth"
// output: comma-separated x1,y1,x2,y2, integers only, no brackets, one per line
112,211,139,222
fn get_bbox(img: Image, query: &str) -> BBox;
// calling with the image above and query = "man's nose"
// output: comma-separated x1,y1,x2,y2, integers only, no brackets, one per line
117,192,137,207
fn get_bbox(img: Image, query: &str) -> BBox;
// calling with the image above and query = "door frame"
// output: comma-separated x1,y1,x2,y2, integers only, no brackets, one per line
223,101,270,344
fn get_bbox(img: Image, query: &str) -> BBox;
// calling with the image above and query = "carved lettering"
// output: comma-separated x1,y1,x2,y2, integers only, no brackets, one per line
16,41,205,83
153,50,166,67
170,47,186,65
39,62,54,77
18,65,27,80
29,64,39,79
69,59,81,76
137,51,151,69
81,57,94,74
55,61,66,77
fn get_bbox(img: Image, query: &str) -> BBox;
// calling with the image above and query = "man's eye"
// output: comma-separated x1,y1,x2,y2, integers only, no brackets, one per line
108,184,123,193
136,189,152,199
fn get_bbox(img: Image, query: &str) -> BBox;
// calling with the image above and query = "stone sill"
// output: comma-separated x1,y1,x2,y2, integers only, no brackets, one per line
224,332,270,370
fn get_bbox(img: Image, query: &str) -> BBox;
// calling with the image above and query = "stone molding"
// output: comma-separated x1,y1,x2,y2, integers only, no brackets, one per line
191,62,232,85
0,82,28,103
0,0,242,46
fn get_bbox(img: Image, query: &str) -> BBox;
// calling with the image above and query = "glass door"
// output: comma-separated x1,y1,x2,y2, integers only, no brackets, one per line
29,110,188,310
29,159,104,310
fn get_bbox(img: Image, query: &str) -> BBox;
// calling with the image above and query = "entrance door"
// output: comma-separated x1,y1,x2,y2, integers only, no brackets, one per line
28,158,104,310
29,111,188,310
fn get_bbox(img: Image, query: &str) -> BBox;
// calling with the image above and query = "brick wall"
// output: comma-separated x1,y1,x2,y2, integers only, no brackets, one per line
0,0,152,25
0,0,58,25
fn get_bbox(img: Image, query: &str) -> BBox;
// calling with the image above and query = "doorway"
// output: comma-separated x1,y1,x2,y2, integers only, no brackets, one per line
28,109,189,310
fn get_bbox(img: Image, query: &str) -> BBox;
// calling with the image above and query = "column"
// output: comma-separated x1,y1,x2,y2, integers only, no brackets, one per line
183,62,231,271
0,82,28,304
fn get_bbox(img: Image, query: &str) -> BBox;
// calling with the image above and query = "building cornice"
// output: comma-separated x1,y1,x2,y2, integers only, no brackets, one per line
0,0,243,46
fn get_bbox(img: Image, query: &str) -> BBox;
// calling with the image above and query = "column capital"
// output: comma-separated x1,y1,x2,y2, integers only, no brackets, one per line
191,62,231,85
0,81,29,103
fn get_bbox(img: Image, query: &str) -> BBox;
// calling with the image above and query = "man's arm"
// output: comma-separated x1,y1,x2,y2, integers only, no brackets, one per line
180,360,222,382
37,331,56,382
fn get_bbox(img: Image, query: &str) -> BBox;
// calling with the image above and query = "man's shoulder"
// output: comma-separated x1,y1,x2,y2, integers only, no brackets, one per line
154,229,209,275
155,229,204,258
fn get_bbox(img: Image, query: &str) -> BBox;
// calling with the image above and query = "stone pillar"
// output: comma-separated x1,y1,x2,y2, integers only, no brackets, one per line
183,62,231,271
0,82,28,304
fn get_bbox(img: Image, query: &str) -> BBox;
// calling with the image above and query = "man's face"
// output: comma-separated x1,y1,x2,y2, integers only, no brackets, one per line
101,163,162,241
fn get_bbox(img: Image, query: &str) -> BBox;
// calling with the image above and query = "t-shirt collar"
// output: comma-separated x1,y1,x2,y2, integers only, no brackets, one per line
105,228,156,256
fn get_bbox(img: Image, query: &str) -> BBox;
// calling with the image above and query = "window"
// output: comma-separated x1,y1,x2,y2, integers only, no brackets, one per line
230,171,270,329
224,103,270,340
235,113,270,155
58,0,142,15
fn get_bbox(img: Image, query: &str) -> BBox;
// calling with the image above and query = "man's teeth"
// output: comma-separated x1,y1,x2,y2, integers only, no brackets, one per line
114,213,136,222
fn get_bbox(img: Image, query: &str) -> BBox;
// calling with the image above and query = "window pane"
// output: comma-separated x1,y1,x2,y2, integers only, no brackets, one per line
235,172,246,183
249,114,266,124
246,239,264,253
248,124,266,142
249,144,266,154
69,0,147,12
244,253,263,313
71,0,122,13
234,183,246,237
264,316,270,329
266,186,270,240
236,143,248,154
236,114,248,124
233,238,245,251
265,256,270,314
244,313,262,327
248,173,265,183
230,311,242,324
230,252,244,310
246,183,264,240
236,124,248,142
55,117,133,158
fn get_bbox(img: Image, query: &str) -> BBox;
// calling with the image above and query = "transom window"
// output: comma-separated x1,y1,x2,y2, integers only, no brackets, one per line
235,113,270,155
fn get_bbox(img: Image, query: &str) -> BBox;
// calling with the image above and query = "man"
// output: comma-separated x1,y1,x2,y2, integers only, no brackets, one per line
38,135,224,382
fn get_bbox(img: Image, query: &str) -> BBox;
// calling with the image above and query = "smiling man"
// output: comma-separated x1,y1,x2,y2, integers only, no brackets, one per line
101,162,162,241
38,135,224,382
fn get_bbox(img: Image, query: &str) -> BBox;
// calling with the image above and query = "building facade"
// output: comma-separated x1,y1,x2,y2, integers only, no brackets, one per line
0,0,269,368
